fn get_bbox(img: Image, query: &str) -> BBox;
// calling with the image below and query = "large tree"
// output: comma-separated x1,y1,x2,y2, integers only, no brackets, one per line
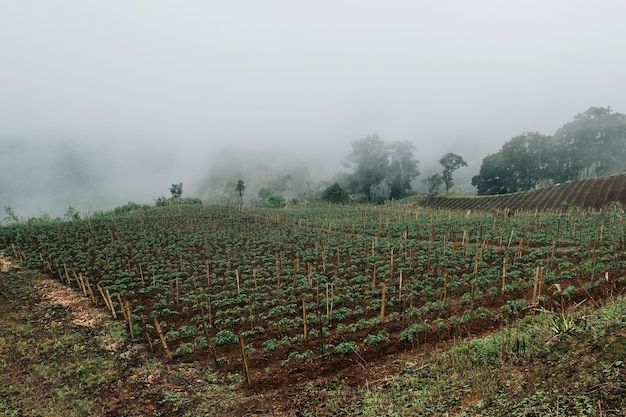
321,183,350,204
345,134,420,202
439,153,467,192
235,179,245,205
345,134,390,202
170,183,183,201
472,132,555,195
388,141,420,199
553,107,626,181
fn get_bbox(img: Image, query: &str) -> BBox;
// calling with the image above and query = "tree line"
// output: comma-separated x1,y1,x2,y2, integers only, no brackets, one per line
472,107,626,195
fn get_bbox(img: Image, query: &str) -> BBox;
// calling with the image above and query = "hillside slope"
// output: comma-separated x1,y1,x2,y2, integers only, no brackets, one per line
420,173,626,212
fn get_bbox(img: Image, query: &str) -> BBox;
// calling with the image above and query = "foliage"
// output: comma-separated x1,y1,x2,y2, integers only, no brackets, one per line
473,107,626,195
553,106,626,181
345,134,390,202
387,141,420,199
472,132,554,195
344,135,421,201
259,195,286,208
439,153,467,192
321,183,350,204
235,180,245,205
170,183,183,201
3,206,19,224
214,330,239,346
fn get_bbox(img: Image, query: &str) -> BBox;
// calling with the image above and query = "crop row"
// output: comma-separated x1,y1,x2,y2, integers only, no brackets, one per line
1,204,624,377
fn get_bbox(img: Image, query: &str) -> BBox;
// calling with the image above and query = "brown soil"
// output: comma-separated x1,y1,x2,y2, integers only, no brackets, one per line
3,258,625,416
420,173,626,212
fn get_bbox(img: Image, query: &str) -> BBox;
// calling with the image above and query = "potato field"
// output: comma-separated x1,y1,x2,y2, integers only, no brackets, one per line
2,204,625,391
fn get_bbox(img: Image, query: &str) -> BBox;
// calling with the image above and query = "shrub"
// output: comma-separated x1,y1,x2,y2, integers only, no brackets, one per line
334,341,359,356
214,330,238,346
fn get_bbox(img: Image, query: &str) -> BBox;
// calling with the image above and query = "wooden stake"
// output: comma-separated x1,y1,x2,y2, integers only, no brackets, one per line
124,299,134,338
85,277,96,304
380,283,387,320
302,297,308,341
63,263,71,286
240,333,252,386
372,265,377,291
105,288,116,318
139,263,145,286
153,317,172,361
501,257,507,296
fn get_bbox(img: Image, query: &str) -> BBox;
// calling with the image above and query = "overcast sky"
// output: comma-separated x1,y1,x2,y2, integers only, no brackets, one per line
2,1,626,216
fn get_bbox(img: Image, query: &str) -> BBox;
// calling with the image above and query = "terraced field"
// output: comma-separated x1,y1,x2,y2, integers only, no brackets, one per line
420,173,626,212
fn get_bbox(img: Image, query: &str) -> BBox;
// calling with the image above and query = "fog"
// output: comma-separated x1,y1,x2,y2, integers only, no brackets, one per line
2,1,626,217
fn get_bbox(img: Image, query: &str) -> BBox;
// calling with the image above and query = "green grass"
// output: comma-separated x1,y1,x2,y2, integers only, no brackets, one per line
0,270,123,416
297,296,626,416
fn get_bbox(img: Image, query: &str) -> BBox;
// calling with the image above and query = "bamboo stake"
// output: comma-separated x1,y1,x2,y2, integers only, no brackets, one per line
307,263,312,288
63,263,72,286
532,266,544,305
78,273,87,296
236,269,241,294
380,283,387,320
240,333,252,386
117,293,127,321
124,299,134,338
153,317,172,361
97,284,111,312
398,270,403,302
105,288,117,318
372,265,377,291
326,283,330,318
85,277,96,304
302,297,308,341
139,263,145,286
501,258,507,296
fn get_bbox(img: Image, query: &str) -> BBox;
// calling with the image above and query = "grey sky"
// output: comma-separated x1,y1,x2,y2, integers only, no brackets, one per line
2,1,626,216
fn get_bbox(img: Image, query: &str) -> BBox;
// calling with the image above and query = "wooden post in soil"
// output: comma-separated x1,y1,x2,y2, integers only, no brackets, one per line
302,297,308,341
398,270,403,302
123,298,134,339
63,263,72,286
325,283,330,318
307,263,312,288
372,265,376,291
85,277,96,304
276,257,281,290
206,260,211,287
501,257,507,296
139,263,145,286
239,333,252,386
77,272,87,296
153,317,172,361
236,269,241,294
380,283,387,320
532,266,543,306
443,269,448,302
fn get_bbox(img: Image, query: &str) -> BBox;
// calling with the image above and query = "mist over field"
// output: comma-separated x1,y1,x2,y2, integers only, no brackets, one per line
2,1,626,217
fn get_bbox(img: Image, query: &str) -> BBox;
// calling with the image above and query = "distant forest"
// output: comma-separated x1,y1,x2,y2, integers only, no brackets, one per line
203,106,626,206
471,107,626,195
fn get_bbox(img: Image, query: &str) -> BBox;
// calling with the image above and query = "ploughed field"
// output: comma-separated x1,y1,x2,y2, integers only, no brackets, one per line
420,172,626,211
2,204,626,394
